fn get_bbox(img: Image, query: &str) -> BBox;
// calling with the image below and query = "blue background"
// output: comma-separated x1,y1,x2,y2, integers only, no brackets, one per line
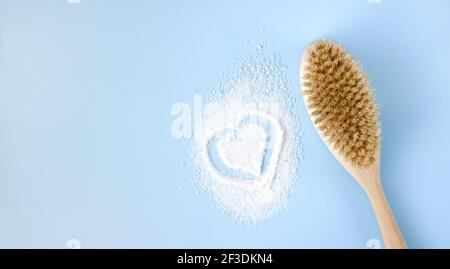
0,0,449,248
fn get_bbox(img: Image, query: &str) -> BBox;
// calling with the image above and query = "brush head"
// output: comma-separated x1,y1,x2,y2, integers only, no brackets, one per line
301,40,380,167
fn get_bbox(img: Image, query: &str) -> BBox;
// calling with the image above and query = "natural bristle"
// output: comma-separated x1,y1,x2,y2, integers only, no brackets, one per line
302,40,380,167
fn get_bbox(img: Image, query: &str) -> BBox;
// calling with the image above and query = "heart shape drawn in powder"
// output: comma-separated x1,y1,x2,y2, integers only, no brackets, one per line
207,113,285,186
216,123,268,177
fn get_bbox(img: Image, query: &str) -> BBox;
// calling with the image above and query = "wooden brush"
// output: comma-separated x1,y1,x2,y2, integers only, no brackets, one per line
300,40,407,249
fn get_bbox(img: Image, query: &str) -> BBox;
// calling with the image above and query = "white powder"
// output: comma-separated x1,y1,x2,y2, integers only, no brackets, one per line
189,48,302,224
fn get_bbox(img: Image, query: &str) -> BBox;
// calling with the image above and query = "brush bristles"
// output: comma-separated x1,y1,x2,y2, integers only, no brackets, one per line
302,40,380,167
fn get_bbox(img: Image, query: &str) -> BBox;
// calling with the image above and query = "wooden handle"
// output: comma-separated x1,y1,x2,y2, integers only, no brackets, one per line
363,178,407,249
